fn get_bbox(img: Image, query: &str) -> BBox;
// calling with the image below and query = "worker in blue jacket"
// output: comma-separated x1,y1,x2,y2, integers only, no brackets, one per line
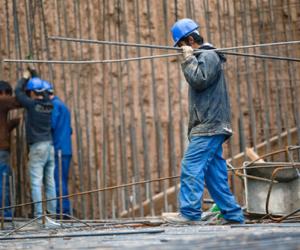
43,80,72,216
163,18,244,225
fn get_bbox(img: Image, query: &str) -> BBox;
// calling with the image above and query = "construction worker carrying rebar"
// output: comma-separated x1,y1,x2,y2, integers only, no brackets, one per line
15,68,60,228
43,80,72,218
0,81,21,218
163,18,244,225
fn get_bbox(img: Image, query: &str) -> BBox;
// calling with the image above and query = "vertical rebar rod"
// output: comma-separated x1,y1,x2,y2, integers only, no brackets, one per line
96,169,103,219
58,150,63,221
24,0,33,58
247,0,265,150
131,177,136,220
185,0,192,18
57,0,77,214
232,1,246,154
256,0,272,156
101,0,110,219
1,173,6,230
12,0,28,217
75,0,91,219
107,121,114,218
163,179,168,212
98,0,107,219
93,0,102,219
12,0,22,73
268,0,284,160
284,0,300,156
240,1,257,150
217,0,235,193
146,0,165,196
105,0,120,218
146,0,165,215
5,0,12,80
90,0,103,218
163,0,178,193
174,1,184,210
84,0,96,219
62,0,86,218
39,0,54,82
111,189,116,219
219,0,231,191
9,175,14,227
146,182,154,216
203,0,211,43
75,0,89,218
115,0,129,213
120,0,142,217
54,0,68,102
134,0,149,217
174,0,178,20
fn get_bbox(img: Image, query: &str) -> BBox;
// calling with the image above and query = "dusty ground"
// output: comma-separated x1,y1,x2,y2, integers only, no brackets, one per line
0,219,299,249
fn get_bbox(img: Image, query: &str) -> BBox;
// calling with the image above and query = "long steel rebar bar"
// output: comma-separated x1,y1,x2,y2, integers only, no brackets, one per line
4,50,300,64
49,36,300,52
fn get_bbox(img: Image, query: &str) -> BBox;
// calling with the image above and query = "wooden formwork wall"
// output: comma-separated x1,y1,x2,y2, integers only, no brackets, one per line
0,0,299,219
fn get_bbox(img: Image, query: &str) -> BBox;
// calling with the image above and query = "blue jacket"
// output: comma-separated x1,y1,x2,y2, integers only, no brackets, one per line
51,96,72,155
181,46,232,139
15,78,53,145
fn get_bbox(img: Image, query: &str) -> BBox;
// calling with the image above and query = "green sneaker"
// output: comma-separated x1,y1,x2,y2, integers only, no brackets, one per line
209,203,223,219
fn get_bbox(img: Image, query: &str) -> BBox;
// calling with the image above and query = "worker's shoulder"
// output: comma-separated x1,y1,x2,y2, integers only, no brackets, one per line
197,49,222,64
52,96,64,105
0,96,20,107
52,96,70,111
0,95,16,102
199,49,219,58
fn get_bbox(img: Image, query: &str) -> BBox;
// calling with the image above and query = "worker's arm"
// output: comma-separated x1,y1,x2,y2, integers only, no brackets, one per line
8,118,21,132
0,96,21,111
6,97,21,110
181,50,222,91
15,78,35,108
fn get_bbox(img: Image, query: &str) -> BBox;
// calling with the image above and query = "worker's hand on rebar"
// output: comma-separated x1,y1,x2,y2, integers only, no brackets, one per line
22,69,31,79
27,66,39,78
181,46,194,63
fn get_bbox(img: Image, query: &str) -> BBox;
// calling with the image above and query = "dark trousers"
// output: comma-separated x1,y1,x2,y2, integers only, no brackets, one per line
54,154,71,214
0,150,12,217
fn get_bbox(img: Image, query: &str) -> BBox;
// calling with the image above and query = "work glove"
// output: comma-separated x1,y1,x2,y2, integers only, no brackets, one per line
22,69,31,79
27,65,39,78
181,45,194,63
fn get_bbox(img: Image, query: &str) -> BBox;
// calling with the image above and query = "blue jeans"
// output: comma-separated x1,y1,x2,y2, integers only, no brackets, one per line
179,135,244,223
28,141,56,217
54,154,71,214
0,150,12,217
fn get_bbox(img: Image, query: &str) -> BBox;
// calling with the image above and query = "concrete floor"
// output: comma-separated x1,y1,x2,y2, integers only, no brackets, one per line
0,220,299,250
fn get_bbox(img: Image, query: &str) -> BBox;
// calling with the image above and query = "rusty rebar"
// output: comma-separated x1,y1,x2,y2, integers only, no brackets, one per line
265,166,298,222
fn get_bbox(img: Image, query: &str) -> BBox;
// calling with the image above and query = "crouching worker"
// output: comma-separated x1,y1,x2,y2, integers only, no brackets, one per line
0,81,21,218
15,68,60,228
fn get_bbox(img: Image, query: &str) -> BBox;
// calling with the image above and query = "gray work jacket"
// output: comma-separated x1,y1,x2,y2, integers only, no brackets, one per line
181,48,232,139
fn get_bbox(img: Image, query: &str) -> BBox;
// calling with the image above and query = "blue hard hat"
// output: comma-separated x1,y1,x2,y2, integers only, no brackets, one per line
26,77,45,92
171,18,199,46
42,80,54,93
